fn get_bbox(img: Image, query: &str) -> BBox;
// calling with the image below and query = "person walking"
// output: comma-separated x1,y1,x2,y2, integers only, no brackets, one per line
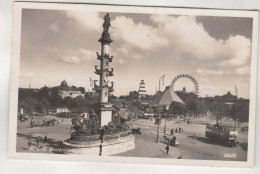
171,128,174,135
99,144,102,156
28,139,32,150
44,135,47,144
173,135,176,146
36,137,40,146
165,145,169,154
100,129,104,143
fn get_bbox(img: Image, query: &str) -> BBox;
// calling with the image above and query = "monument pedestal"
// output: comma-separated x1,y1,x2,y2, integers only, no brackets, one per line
64,132,135,156
99,103,114,126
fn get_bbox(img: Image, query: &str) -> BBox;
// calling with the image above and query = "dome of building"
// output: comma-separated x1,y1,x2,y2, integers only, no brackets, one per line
60,80,68,87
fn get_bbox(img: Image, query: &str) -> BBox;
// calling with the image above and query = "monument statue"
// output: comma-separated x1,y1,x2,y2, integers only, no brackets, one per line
64,12,135,155
99,13,113,43
103,13,111,33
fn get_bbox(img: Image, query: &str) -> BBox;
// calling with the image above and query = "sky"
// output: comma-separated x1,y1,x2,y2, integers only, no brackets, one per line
19,9,253,99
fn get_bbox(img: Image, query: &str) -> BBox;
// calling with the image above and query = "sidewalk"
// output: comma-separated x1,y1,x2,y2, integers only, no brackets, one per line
114,134,181,159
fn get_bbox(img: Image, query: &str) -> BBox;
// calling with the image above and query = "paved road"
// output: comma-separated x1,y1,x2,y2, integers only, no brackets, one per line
16,114,248,161
115,116,248,161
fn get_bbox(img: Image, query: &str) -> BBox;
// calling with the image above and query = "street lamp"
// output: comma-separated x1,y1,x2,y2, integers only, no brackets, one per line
164,104,169,133
156,74,164,143
225,102,234,127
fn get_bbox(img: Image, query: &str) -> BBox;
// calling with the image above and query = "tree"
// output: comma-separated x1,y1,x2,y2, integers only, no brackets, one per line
71,96,85,108
108,94,117,102
175,91,199,116
168,101,187,118
37,86,50,100
197,101,207,116
128,91,139,100
78,87,86,94
229,100,249,123
49,88,62,107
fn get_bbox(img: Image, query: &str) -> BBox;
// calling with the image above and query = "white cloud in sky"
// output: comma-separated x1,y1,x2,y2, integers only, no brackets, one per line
48,22,60,33
63,12,251,69
54,47,98,65
20,71,35,78
111,16,168,49
196,68,224,75
65,11,102,32
62,56,81,64
220,35,251,66
236,66,250,75
149,15,251,67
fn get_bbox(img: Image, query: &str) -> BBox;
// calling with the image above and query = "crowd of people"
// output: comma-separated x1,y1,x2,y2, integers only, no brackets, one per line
170,127,183,135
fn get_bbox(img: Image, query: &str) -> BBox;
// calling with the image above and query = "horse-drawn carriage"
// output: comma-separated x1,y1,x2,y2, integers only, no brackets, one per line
131,127,141,134
19,115,28,122
163,134,178,146
31,118,59,127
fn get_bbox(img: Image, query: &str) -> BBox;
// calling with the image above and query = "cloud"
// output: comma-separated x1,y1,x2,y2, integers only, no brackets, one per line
20,72,35,78
236,66,250,75
149,15,251,66
65,11,102,32
65,12,251,67
61,56,81,64
219,35,251,66
53,47,98,65
79,48,98,61
111,16,168,49
106,14,252,68
196,68,224,75
48,22,60,33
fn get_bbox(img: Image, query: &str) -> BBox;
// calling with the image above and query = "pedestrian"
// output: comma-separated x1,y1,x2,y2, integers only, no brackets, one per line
165,145,169,154
100,129,104,143
28,139,32,150
172,135,176,146
44,135,47,144
179,127,181,133
99,144,102,156
175,128,178,133
36,137,40,146
171,128,174,135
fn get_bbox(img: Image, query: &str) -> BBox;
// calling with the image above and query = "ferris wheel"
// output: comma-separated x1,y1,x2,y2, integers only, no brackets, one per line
170,74,199,94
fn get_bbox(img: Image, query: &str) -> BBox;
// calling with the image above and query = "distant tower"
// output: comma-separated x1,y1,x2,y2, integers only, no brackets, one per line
138,80,147,98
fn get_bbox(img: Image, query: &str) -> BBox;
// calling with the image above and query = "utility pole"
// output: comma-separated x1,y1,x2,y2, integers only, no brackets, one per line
234,85,238,130
156,74,164,143
90,78,94,105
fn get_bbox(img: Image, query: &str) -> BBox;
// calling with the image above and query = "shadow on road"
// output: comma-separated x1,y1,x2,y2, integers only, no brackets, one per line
187,136,233,148
17,132,68,154
239,143,248,151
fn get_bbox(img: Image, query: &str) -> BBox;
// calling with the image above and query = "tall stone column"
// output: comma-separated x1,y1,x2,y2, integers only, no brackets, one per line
100,43,110,103
94,13,114,126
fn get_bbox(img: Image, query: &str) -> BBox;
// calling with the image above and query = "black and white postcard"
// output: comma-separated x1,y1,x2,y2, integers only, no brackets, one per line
8,2,258,168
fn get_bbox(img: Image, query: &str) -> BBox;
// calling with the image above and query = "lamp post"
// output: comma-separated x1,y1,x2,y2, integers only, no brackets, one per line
156,74,164,143
164,104,169,133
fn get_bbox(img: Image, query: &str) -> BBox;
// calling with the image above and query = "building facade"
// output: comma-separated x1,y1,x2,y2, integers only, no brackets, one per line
56,80,84,99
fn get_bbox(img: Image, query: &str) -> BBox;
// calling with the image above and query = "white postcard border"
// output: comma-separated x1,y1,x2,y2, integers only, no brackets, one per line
8,2,259,168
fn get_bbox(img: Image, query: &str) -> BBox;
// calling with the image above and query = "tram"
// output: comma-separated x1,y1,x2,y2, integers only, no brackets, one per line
206,124,239,146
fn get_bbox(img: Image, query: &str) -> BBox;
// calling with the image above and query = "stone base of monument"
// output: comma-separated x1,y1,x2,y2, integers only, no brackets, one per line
63,132,135,156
